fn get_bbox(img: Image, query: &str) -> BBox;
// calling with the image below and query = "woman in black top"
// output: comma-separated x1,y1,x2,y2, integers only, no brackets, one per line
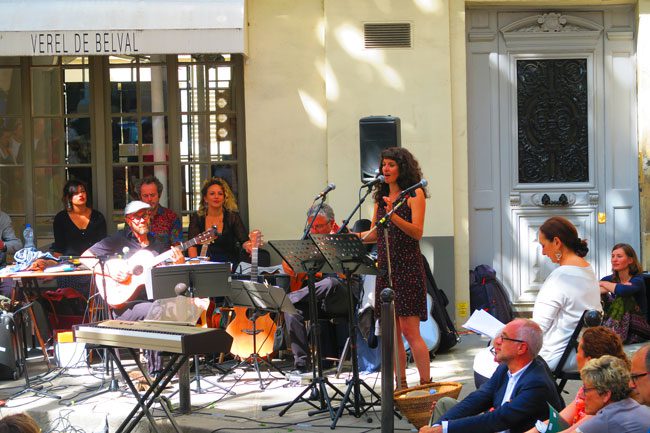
52,179,107,297
52,180,107,257
188,177,251,269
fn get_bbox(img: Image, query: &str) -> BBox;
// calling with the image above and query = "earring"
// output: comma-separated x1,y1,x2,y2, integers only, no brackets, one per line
555,251,562,262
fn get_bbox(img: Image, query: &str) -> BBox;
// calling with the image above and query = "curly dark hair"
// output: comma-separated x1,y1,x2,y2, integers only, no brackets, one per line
372,147,429,204
198,177,238,216
539,216,589,257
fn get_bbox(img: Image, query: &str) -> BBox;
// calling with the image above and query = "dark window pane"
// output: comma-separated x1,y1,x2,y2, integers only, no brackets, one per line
517,59,589,183
110,74,137,114
34,166,66,213
142,116,168,163
33,118,65,164
0,165,24,213
112,165,141,211
112,116,138,163
0,68,22,116
66,118,92,163
32,67,62,116
0,117,23,164
64,69,90,114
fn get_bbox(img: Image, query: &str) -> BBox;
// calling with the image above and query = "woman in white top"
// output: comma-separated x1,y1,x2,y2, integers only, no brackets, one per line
534,216,602,370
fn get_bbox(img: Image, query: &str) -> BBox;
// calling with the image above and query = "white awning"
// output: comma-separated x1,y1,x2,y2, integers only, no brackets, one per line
0,0,245,56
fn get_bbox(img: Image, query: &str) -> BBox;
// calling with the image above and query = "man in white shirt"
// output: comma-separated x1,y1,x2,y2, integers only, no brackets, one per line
420,319,563,433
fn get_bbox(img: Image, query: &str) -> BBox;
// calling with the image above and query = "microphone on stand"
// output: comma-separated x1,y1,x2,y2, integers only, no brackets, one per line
398,179,428,198
314,183,336,200
361,175,385,189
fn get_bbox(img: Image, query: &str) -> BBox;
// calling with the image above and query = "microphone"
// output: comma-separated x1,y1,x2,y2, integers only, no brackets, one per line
362,175,385,189
314,183,336,200
399,179,428,198
174,282,188,296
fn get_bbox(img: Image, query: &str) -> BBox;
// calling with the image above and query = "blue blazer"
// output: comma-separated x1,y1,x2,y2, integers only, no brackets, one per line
441,357,563,433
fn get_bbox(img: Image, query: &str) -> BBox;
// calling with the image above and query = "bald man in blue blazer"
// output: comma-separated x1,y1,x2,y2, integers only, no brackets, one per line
421,319,564,433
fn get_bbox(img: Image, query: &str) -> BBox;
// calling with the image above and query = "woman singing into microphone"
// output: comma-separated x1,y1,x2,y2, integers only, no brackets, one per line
359,147,430,387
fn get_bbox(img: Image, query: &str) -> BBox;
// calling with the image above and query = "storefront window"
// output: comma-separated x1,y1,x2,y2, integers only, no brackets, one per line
179,55,240,219
0,54,244,244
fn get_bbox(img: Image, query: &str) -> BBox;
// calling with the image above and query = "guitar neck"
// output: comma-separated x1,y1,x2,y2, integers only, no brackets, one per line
149,232,211,268
251,247,258,282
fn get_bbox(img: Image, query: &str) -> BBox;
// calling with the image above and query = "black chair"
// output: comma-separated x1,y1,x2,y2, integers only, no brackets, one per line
553,309,602,393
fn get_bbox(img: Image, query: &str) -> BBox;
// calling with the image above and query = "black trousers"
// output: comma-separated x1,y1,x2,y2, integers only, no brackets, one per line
284,277,356,368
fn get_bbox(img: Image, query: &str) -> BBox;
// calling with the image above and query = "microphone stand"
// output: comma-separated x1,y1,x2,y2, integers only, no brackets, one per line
337,186,374,234
368,195,409,390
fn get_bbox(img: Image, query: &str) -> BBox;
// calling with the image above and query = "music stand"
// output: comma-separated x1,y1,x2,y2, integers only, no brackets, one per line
261,239,345,419
219,280,296,389
150,262,234,400
310,233,382,427
150,262,231,299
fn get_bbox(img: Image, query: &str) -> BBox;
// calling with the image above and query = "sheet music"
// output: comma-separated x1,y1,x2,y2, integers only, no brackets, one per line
462,309,505,339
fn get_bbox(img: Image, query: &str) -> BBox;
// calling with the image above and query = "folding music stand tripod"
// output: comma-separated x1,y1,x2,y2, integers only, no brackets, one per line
310,233,383,427
219,280,297,389
261,239,345,419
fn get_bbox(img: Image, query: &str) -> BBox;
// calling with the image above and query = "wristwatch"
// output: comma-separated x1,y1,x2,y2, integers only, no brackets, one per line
535,420,548,433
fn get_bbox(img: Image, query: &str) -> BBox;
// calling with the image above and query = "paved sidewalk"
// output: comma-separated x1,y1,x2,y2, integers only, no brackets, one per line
0,333,581,433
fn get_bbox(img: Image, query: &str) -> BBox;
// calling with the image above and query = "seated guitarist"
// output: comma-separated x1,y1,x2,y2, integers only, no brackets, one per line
284,203,359,373
79,200,185,374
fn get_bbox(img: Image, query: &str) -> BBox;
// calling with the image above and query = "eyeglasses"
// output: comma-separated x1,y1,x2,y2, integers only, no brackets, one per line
582,386,601,394
631,372,648,385
128,212,150,221
495,335,525,344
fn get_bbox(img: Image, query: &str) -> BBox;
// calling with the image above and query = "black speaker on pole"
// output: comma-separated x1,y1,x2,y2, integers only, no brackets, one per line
359,116,401,181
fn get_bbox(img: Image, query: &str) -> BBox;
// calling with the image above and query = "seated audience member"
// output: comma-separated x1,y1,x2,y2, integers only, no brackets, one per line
534,217,602,371
283,203,358,373
525,326,629,433
0,413,40,433
187,177,252,269
79,200,184,373
0,209,22,296
421,318,563,433
52,179,107,298
574,355,650,433
475,217,602,386
135,175,181,248
599,243,650,343
630,344,650,407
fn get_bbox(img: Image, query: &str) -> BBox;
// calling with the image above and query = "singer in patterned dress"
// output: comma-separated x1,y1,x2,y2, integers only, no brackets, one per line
359,146,430,387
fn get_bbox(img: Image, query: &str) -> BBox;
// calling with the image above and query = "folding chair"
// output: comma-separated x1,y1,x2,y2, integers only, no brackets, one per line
553,309,602,393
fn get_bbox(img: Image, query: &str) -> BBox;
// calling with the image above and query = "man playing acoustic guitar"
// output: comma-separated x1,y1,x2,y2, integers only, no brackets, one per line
80,200,186,374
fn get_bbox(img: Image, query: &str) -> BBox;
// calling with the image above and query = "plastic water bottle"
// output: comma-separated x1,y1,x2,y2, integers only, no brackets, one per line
23,224,35,250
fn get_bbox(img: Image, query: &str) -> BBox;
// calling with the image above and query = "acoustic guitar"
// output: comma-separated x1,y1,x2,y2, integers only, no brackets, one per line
226,230,277,358
95,227,218,307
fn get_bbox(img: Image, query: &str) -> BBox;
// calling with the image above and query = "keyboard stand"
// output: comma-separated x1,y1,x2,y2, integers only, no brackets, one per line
105,347,186,433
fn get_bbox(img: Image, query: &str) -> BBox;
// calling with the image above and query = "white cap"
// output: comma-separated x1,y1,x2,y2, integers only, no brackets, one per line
124,200,151,216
